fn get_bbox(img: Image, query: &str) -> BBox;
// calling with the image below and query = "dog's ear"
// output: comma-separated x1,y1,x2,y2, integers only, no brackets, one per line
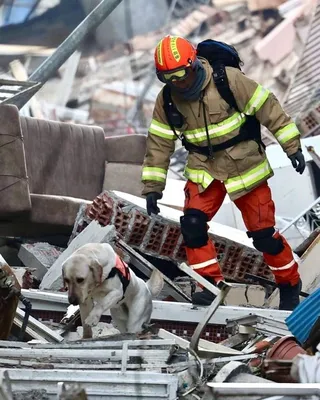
61,267,68,292
89,260,103,285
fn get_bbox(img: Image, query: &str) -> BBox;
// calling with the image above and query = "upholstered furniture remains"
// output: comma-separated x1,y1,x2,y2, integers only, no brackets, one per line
0,104,146,239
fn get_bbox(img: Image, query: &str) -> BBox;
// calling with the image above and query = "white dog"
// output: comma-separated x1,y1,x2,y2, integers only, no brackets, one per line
62,243,164,339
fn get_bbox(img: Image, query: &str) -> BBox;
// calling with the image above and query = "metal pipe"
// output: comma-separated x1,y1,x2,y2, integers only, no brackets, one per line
9,0,124,109
280,195,320,234
207,382,320,396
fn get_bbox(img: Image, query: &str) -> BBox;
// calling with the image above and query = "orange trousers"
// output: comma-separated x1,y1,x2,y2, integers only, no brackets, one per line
184,180,300,285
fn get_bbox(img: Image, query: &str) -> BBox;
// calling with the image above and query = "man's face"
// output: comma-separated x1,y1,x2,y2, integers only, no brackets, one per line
171,67,196,89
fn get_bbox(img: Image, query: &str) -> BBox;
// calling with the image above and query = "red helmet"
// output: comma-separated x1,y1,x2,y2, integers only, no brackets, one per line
154,35,197,83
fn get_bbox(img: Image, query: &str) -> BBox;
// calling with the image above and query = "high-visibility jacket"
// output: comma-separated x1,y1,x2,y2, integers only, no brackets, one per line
141,58,301,201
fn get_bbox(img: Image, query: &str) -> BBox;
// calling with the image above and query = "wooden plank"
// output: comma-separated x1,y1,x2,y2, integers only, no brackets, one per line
0,44,55,56
9,59,43,119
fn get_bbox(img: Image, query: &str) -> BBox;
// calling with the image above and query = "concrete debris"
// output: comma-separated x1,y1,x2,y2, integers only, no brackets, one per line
0,370,13,400
65,322,120,341
247,0,287,11
18,242,64,281
12,0,312,141
13,390,49,400
0,247,318,397
72,190,273,284
58,383,87,400
254,11,297,66
11,268,39,290
224,284,267,307
0,0,319,398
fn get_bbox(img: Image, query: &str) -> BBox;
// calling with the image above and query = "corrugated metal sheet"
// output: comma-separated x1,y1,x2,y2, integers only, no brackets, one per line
283,0,320,118
286,286,320,344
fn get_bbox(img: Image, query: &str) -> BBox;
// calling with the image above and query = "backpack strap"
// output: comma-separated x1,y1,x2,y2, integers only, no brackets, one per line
212,63,239,111
106,258,131,301
162,84,182,140
161,67,265,157
163,85,213,156
212,63,265,153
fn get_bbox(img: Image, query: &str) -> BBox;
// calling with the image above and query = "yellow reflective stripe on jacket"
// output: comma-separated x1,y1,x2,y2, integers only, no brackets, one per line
149,119,177,140
225,159,272,193
142,167,167,182
274,123,300,146
184,112,246,144
243,85,270,116
184,167,214,188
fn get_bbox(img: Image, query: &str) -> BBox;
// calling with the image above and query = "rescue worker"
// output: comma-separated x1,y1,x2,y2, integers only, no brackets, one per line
141,35,305,311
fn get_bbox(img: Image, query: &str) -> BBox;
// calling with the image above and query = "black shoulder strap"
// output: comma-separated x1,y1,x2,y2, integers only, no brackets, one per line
212,63,239,112
106,265,130,295
162,85,184,139
163,84,176,133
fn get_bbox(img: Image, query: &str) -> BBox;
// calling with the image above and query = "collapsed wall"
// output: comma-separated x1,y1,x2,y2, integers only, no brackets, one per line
71,191,273,284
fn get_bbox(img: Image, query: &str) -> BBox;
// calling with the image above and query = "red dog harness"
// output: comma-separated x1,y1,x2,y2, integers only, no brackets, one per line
106,254,131,296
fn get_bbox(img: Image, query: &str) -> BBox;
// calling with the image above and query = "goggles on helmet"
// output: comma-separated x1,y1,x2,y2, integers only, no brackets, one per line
157,66,192,84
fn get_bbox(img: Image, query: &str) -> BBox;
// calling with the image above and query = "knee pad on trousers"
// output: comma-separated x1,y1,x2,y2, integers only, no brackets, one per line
247,227,285,255
180,208,208,248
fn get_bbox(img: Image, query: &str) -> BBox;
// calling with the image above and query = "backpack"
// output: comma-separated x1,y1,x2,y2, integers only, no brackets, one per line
162,39,264,158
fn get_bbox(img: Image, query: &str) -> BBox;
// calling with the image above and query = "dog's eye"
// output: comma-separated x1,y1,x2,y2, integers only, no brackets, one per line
76,278,84,284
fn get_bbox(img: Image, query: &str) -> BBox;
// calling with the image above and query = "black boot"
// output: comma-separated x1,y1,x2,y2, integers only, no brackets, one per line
192,277,217,306
278,279,302,311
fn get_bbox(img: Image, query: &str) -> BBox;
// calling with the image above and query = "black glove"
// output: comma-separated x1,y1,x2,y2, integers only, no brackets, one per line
288,149,305,175
146,192,162,216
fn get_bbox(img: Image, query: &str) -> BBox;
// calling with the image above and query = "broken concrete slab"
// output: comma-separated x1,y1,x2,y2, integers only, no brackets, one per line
40,222,117,290
224,284,266,307
18,242,64,281
248,0,286,11
0,370,13,400
11,267,39,289
254,7,297,65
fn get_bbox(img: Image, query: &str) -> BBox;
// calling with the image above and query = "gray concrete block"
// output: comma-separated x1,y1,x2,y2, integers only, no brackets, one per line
18,242,64,281
40,222,117,291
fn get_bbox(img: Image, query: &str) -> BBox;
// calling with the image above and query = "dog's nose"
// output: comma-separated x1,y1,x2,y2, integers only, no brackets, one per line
68,295,79,305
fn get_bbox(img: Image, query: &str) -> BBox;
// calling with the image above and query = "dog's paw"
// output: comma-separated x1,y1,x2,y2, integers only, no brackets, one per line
85,313,101,327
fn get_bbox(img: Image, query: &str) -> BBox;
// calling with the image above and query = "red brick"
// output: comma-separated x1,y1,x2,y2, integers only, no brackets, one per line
160,224,181,258
144,219,167,254
126,210,149,246
81,191,268,285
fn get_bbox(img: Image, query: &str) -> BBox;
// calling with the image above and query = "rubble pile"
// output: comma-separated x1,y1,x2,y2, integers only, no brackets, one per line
73,190,273,283
0,186,319,397
6,0,314,143
0,191,320,400
1,297,320,398
0,0,320,398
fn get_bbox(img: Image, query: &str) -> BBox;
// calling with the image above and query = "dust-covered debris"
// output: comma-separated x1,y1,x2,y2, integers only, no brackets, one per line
13,390,50,400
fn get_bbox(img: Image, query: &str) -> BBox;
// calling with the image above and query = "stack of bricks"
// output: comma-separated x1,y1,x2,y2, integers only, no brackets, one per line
74,191,273,283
